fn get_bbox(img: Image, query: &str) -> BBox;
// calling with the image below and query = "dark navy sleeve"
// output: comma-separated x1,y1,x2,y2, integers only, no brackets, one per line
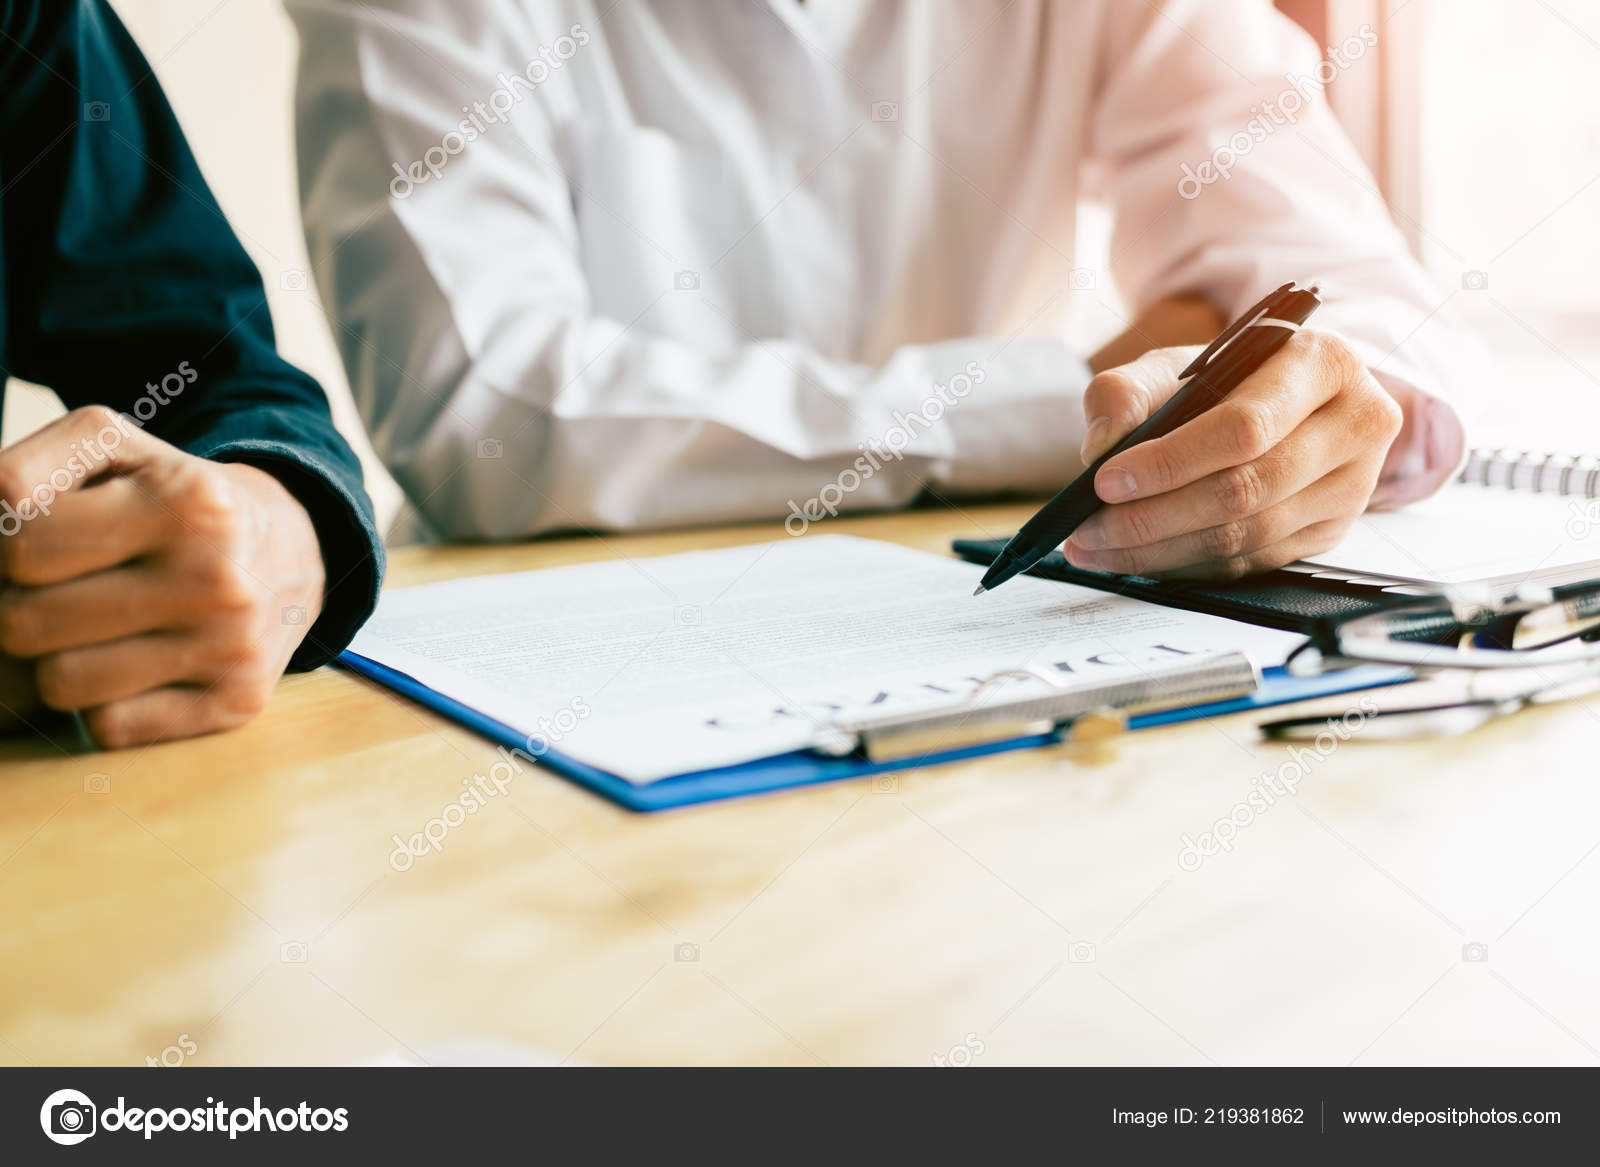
0,0,383,669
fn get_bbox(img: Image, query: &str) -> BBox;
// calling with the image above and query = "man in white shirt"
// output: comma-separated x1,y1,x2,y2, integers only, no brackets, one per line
290,0,1470,578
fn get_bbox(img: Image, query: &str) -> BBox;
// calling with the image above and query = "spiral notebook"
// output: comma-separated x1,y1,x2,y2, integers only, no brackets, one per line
1299,449,1600,590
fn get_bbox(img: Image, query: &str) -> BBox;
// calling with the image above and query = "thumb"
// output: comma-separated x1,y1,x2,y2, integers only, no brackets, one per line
1079,346,1202,466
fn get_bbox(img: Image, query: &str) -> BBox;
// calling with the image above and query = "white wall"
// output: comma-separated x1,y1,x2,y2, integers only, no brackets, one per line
2,0,403,529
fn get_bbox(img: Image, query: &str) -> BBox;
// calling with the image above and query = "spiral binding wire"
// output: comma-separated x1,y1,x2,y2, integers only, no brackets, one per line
1458,449,1600,498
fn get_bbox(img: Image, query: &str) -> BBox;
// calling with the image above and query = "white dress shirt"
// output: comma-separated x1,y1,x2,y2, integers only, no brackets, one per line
289,0,1473,538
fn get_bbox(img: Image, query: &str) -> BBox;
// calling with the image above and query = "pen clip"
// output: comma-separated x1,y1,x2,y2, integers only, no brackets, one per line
1178,281,1312,380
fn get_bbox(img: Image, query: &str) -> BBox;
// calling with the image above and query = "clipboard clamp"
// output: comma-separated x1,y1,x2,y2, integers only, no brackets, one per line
812,651,1261,762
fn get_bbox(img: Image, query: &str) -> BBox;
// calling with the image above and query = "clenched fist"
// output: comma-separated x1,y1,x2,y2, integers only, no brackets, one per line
0,407,327,747
1064,329,1404,580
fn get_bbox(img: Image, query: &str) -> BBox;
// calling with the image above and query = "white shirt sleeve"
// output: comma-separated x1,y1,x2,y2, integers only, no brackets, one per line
1087,0,1479,504
288,1,1088,539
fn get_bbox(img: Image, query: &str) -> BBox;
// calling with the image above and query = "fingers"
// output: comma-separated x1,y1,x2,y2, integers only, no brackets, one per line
0,407,166,588
32,611,276,719
82,681,269,750
1093,329,1365,503
32,632,202,710
1155,518,1358,582
1080,347,1199,464
1064,340,1402,581
1070,509,1357,581
1065,465,1369,578
1068,410,1348,552
0,406,158,516
0,434,319,748
0,477,171,586
0,564,201,657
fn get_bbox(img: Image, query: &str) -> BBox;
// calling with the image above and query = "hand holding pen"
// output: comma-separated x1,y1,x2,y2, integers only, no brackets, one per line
978,282,1408,592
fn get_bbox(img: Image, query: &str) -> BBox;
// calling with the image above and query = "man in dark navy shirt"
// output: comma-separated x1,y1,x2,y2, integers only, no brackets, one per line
0,0,383,746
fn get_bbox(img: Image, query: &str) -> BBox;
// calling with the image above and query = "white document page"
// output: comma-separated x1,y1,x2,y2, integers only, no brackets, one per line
347,535,1305,782
1303,483,1600,585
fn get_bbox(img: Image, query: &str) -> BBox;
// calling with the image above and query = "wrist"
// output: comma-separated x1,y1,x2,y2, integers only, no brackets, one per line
1088,293,1226,374
1368,371,1465,508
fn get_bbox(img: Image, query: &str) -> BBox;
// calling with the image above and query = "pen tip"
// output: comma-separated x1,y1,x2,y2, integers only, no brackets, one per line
972,585,987,596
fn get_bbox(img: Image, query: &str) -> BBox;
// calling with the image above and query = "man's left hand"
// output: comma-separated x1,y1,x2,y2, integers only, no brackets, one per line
0,407,326,747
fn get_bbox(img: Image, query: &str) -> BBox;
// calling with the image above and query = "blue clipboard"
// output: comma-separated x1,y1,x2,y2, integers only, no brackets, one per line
338,651,1410,813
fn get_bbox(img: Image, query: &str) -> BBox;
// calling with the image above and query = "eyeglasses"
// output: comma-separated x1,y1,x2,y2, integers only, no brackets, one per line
1285,582,1600,674
1261,658,1600,740
1264,582,1600,740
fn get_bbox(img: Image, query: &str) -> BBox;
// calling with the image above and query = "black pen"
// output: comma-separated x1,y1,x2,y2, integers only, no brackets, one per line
974,281,1322,595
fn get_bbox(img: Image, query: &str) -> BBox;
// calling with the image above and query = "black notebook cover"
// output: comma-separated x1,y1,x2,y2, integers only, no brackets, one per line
951,538,1410,638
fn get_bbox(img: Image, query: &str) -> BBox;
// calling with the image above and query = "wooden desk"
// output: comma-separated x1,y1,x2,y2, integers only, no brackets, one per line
4,505,1599,1067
